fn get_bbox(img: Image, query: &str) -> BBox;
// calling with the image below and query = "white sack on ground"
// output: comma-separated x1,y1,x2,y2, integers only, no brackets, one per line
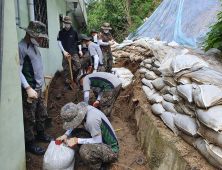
142,78,153,89
139,68,149,74
144,63,152,70
151,103,165,116
143,58,152,64
177,84,193,103
206,142,222,167
179,132,200,146
145,71,158,80
162,100,178,114
153,60,160,68
193,85,222,108
148,93,163,104
140,61,145,67
160,111,179,136
178,99,195,117
197,105,222,132
152,78,166,90
142,85,157,97
163,76,177,87
180,67,222,87
178,77,192,85
152,67,162,75
168,41,179,47
193,138,222,169
197,123,222,148
163,94,178,104
159,86,171,95
171,54,208,73
43,141,75,170
174,114,199,137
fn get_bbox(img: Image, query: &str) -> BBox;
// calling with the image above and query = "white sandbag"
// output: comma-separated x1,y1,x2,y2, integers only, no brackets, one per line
43,141,75,170
144,64,152,69
178,99,195,117
140,61,145,67
193,139,222,169
174,114,199,137
193,85,222,108
151,103,165,116
206,142,222,167
168,41,179,47
178,77,192,85
142,78,153,89
153,60,160,68
145,71,158,80
179,132,200,146
142,85,156,97
163,94,178,104
169,87,179,96
196,105,222,132
197,123,222,148
160,111,179,136
159,86,171,95
171,54,208,73
139,68,149,74
148,93,163,104
162,100,178,114
175,104,185,114
177,84,193,103
152,67,162,75
152,78,166,90
143,58,152,64
163,76,177,87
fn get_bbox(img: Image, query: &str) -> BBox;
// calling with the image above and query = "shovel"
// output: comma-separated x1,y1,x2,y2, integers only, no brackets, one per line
44,76,52,129
67,56,78,91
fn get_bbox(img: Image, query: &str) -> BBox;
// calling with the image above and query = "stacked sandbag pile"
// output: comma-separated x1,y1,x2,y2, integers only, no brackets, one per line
111,37,222,169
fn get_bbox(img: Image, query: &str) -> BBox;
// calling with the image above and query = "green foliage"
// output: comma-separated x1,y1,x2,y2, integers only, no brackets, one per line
81,0,161,43
203,1,222,52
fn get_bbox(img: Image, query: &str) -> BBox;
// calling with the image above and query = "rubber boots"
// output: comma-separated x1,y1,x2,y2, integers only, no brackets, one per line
36,131,54,143
25,139,45,155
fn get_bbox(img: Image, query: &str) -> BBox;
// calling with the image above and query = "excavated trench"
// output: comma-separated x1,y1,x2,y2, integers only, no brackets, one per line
25,44,218,169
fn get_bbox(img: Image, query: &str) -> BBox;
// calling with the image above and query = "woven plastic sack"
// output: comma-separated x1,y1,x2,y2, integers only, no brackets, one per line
172,54,208,73
151,103,165,116
144,64,152,70
162,100,178,114
159,86,171,95
193,139,222,169
177,84,193,102
145,71,158,80
160,111,179,136
206,142,222,168
197,123,222,148
148,93,163,104
43,141,75,170
177,77,191,85
169,87,179,96
139,68,149,74
178,99,195,117
179,132,199,146
197,105,222,132
142,85,157,97
193,85,222,108
142,78,153,89
143,58,152,64
163,76,177,87
174,114,198,137
152,78,166,90
163,94,178,104
152,67,162,75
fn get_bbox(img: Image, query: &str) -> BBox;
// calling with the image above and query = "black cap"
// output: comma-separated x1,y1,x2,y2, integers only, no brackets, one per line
80,34,91,41
90,29,98,34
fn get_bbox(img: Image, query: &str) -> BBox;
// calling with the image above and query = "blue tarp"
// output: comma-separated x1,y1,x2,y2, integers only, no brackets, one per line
127,0,221,48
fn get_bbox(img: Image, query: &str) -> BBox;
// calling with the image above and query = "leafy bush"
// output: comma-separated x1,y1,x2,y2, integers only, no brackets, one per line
81,0,161,43
203,1,222,52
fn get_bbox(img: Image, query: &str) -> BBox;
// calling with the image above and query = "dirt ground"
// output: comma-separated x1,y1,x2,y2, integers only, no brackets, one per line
26,58,151,170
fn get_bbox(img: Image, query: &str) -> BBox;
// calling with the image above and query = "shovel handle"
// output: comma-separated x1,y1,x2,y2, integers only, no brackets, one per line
67,57,73,80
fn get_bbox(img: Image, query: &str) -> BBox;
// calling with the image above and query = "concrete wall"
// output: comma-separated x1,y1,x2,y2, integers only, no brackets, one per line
0,0,26,169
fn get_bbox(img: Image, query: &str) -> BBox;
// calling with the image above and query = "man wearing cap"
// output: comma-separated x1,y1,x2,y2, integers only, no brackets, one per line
19,21,53,155
97,23,115,73
79,34,105,73
56,102,119,170
78,72,122,117
90,29,98,44
57,16,82,90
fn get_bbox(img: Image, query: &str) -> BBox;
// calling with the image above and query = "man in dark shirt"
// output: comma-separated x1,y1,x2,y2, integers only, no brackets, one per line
57,16,82,90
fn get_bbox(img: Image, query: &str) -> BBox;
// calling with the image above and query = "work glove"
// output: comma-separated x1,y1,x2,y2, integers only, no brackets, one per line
67,138,77,148
63,50,70,58
79,50,83,57
87,66,93,74
55,135,68,145
93,100,100,108
93,69,97,73
26,88,39,103
108,41,115,45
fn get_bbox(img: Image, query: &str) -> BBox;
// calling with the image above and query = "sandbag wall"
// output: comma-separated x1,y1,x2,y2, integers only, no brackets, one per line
112,38,222,169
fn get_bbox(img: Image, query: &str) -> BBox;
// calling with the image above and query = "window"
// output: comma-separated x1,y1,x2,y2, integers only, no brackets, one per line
34,0,49,48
